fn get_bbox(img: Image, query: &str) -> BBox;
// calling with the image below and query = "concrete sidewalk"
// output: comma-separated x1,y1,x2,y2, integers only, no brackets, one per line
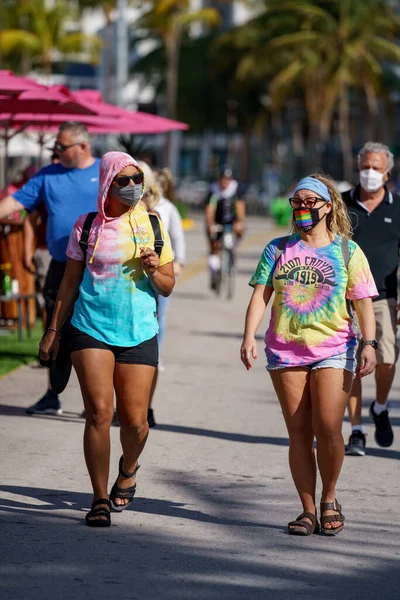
1,216,399,600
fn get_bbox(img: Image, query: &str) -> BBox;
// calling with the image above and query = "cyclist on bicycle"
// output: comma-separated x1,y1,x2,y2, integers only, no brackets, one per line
204,167,246,289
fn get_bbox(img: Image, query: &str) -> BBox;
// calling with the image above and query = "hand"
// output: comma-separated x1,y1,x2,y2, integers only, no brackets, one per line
39,330,60,362
232,220,244,237
240,336,258,370
23,254,36,274
397,304,400,325
358,345,376,378
140,247,160,275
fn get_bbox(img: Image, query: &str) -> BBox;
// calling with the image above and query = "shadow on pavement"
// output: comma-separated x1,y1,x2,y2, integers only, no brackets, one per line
1,483,400,600
154,424,289,446
0,485,277,530
0,403,84,423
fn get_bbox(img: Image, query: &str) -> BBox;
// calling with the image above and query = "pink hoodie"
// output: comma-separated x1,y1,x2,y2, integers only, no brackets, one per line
66,151,174,346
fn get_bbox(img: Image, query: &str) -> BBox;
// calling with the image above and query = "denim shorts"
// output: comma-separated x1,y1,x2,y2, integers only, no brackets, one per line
267,346,357,374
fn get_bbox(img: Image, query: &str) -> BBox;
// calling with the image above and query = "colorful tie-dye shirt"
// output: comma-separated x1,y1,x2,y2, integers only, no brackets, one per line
249,233,378,367
66,151,174,347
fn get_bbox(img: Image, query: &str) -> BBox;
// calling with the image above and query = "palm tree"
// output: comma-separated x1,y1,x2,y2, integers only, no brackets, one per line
259,0,400,179
0,0,101,76
135,0,221,166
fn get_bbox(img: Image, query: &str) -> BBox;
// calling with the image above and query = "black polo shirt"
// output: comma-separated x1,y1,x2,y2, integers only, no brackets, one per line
342,185,400,301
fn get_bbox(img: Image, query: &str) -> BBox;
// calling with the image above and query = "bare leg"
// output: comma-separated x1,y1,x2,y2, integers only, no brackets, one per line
112,363,156,507
270,369,316,531
347,376,362,427
311,368,352,530
375,363,395,405
148,367,158,409
72,349,115,521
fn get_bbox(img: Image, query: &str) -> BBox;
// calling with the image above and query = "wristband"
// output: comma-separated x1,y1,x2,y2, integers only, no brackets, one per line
47,327,60,334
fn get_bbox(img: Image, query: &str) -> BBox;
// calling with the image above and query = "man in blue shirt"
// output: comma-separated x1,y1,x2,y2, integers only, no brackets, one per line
0,121,99,415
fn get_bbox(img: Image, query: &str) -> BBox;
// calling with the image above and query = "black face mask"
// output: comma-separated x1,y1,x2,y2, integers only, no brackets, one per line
293,207,328,232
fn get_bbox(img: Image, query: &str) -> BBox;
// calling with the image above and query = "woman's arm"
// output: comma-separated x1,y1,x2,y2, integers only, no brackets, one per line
240,284,273,370
39,258,85,360
140,248,175,297
353,297,377,378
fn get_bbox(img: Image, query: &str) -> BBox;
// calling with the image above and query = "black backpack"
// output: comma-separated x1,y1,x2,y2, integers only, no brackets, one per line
78,212,164,262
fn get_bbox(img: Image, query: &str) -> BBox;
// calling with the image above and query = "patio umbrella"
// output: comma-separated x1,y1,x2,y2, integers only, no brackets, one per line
72,89,189,133
0,70,45,95
0,87,98,186
0,87,97,116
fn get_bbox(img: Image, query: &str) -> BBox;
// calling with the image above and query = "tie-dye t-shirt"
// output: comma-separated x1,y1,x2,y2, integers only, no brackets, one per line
66,204,173,347
249,233,378,367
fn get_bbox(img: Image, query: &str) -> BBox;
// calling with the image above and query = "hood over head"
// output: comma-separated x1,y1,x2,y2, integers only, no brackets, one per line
98,151,142,217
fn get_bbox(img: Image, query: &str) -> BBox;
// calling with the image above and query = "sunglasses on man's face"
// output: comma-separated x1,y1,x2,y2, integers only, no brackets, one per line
54,141,83,153
113,172,144,187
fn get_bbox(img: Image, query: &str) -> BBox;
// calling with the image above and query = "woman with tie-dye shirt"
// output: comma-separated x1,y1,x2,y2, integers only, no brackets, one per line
241,174,377,537
39,151,175,527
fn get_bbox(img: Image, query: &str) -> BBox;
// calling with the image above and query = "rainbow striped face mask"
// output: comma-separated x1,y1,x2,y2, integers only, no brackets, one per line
293,206,328,232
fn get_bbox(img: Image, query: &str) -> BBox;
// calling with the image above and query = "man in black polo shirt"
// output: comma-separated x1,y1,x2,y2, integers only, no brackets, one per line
343,142,398,456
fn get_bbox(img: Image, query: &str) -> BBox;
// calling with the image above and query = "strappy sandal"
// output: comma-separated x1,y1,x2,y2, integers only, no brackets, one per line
110,455,140,512
320,500,345,536
85,498,111,528
288,512,320,536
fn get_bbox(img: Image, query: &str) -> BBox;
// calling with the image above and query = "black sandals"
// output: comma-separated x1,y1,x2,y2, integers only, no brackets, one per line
288,512,320,536
85,498,111,528
320,500,345,535
110,455,140,512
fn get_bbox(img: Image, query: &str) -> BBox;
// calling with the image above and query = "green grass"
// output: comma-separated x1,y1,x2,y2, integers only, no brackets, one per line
0,321,43,378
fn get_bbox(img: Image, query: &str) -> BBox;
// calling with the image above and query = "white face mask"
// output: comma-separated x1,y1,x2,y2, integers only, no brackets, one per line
359,168,386,192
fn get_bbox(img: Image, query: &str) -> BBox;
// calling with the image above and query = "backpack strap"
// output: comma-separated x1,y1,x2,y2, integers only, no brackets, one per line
275,235,290,262
79,212,97,262
148,213,164,257
340,237,355,320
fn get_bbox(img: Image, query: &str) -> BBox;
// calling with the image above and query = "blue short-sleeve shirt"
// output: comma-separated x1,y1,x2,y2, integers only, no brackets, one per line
13,159,100,262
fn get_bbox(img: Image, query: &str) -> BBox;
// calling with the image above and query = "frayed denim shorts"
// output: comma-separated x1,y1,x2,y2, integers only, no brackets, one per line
267,346,357,375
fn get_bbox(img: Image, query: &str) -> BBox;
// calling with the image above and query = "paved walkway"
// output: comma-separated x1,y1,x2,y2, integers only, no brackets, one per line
1,216,399,600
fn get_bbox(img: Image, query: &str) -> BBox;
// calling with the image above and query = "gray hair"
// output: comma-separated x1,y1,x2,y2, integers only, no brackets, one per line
358,141,394,171
58,121,91,144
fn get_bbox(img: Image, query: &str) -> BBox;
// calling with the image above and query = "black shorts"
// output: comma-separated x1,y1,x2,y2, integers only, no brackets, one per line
69,326,159,367
43,259,66,329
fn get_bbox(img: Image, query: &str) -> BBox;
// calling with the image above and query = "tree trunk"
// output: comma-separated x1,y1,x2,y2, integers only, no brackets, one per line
164,27,181,169
338,84,352,182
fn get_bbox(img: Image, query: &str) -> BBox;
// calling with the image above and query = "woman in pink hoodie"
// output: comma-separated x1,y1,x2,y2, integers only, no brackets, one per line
39,151,175,527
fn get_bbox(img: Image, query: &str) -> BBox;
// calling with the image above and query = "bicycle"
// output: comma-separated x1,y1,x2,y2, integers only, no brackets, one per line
211,224,236,299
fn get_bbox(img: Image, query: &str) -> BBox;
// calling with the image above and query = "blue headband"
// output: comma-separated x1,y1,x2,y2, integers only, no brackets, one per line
293,177,331,202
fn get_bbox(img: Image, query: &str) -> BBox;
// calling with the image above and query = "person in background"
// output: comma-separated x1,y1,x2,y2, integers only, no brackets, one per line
23,152,59,324
39,151,175,526
241,174,377,536
343,142,399,456
204,167,246,290
139,162,185,427
157,168,175,203
0,121,99,416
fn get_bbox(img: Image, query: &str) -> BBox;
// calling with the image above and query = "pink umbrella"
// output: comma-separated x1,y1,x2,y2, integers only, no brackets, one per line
0,88,96,115
0,70,45,95
0,87,97,184
71,89,189,133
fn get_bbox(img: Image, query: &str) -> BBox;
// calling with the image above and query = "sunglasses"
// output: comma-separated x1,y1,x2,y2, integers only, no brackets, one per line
113,172,144,187
54,141,83,153
289,196,328,209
